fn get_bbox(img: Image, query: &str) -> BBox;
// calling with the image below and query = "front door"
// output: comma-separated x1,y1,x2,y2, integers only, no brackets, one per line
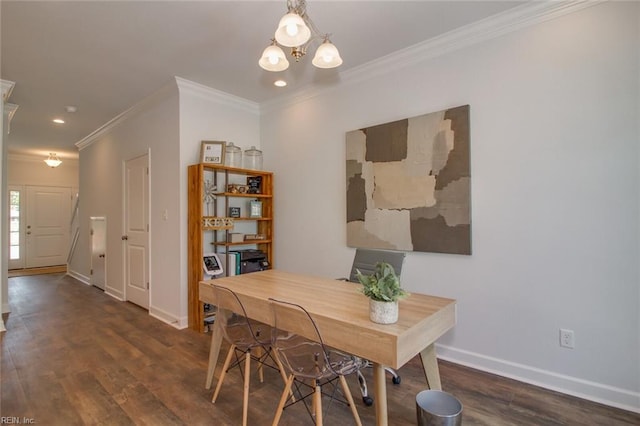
124,154,149,309
25,186,72,268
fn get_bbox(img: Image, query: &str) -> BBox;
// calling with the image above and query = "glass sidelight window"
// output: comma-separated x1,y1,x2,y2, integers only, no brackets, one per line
9,190,20,260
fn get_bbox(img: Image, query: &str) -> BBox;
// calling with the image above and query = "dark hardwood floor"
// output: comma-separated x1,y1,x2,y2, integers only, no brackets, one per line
2,273,638,425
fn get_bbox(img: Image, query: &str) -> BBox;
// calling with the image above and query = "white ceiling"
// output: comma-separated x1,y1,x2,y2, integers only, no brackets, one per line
1,1,523,160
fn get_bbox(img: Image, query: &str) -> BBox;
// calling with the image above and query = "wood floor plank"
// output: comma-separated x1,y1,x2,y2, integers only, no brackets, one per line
58,370,135,425
0,374,31,418
15,369,85,424
2,273,639,425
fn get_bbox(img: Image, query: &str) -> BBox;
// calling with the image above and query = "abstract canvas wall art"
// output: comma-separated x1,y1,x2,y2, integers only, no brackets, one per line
346,105,471,255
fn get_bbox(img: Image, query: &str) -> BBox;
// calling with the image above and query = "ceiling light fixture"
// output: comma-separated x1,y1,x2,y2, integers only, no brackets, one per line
259,0,342,72
44,153,62,168
274,80,287,87
53,118,65,124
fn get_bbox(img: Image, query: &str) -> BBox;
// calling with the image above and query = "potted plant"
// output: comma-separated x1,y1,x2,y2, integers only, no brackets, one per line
356,262,409,324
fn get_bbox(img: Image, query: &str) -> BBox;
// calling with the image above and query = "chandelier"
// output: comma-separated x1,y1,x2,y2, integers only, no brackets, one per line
259,0,342,72
44,153,62,168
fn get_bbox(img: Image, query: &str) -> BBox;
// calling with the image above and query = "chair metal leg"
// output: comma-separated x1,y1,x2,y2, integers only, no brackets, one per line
357,370,373,406
385,367,401,384
357,364,401,406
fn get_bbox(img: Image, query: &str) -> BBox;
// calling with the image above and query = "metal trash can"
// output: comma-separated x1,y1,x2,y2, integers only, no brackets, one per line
416,390,463,426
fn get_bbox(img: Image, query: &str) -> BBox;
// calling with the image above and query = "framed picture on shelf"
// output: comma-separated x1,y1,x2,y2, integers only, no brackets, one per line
229,207,241,218
249,200,263,218
200,141,226,165
247,176,263,194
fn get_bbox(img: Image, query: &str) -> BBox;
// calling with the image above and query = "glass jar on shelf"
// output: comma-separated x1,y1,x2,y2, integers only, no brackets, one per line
243,146,263,170
224,142,242,168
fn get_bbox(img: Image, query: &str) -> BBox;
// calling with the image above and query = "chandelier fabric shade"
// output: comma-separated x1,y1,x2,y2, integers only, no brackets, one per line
259,0,342,72
44,153,62,168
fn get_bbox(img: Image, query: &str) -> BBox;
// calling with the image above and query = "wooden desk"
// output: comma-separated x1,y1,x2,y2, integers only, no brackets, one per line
200,269,456,426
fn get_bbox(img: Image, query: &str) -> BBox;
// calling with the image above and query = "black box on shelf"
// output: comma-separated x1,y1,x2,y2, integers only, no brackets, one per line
247,176,263,194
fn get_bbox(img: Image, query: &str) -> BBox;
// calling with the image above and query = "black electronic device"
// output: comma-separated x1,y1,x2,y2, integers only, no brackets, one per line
235,249,270,274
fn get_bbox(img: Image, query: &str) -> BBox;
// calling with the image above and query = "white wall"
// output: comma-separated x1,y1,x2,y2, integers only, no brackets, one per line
7,154,79,188
176,78,260,322
261,2,639,411
71,78,259,329
72,81,182,326
0,94,9,331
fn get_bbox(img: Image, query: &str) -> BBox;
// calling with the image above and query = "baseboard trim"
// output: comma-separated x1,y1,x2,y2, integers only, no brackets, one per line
105,288,124,301
436,344,640,413
66,269,90,285
149,305,188,330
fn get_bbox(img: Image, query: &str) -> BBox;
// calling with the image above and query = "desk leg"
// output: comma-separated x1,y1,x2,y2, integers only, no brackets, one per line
419,343,442,390
205,315,224,389
372,363,388,426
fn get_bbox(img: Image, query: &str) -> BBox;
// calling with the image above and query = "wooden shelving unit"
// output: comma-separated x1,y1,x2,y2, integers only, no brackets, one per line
187,163,273,331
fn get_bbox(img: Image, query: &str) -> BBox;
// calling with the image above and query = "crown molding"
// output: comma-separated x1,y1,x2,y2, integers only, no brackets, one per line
260,0,603,113
1,79,15,103
76,78,178,150
76,77,259,151
175,77,259,115
4,103,19,133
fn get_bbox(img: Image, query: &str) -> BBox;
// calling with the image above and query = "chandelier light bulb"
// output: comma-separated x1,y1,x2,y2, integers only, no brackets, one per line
259,43,290,72
312,39,343,69
286,23,299,37
275,12,310,47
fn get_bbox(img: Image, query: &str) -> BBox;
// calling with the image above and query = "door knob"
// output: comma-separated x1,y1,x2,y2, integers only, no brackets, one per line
121,235,128,240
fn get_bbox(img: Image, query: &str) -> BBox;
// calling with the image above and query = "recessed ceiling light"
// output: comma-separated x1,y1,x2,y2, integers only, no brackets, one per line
274,80,287,87
65,105,78,113
52,118,65,124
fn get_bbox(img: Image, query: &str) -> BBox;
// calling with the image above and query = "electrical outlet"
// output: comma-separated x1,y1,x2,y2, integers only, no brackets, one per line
559,329,575,349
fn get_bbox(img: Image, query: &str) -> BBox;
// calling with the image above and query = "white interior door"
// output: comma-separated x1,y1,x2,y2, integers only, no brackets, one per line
124,154,149,309
90,217,106,290
25,186,71,268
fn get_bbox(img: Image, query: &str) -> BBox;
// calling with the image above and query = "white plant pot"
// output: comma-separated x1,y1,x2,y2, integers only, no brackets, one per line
369,299,398,324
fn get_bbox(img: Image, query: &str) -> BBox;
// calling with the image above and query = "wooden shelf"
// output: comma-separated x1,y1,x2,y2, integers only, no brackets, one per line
211,240,273,246
202,216,272,221
216,192,272,198
188,163,274,332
